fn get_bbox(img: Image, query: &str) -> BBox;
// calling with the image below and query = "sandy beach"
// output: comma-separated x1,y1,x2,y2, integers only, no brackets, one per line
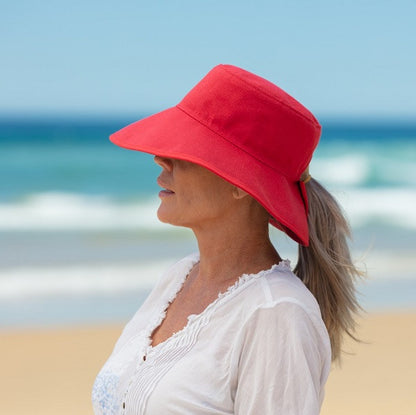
1,311,415,415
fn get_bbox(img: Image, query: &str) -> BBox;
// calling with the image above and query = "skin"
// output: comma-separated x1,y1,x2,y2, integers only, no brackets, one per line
151,156,281,347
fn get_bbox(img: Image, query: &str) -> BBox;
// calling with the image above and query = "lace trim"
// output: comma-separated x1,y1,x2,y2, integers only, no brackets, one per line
141,254,199,352
142,254,291,355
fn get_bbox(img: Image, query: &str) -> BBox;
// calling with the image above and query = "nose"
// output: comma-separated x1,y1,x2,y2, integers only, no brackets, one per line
154,155,173,171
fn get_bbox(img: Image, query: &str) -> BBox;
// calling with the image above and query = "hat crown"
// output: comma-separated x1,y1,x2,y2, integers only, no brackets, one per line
178,64,321,180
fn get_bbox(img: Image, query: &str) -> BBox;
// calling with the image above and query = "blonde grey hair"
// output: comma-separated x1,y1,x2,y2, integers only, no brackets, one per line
294,178,364,362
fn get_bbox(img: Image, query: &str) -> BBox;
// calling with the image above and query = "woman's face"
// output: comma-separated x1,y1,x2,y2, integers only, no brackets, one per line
154,156,238,229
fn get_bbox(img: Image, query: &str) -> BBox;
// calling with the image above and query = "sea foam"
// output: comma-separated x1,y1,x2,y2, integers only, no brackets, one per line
0,260,174,300
0,192,164,231
335,188,416,229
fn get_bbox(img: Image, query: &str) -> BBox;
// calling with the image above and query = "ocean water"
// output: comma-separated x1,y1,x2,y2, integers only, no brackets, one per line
1,118,415,328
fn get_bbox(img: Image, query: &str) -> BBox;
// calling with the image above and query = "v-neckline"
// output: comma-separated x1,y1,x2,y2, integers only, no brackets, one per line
142,253,291,356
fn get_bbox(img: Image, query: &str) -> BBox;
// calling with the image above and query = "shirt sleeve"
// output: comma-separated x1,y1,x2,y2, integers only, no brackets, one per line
233,300,330,415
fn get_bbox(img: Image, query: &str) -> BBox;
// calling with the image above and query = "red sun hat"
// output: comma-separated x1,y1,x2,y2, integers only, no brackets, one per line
110,64,321,246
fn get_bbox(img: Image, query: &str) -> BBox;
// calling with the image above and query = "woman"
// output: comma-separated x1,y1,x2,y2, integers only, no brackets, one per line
92,64,362,414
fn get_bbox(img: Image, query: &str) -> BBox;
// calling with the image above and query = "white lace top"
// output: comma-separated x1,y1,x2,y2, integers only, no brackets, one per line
92,253,331,415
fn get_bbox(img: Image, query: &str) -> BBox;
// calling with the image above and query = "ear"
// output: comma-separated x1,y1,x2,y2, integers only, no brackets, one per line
232,187,249,200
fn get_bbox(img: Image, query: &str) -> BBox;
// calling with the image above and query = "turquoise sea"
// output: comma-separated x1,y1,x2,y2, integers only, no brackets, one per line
1,118,416,328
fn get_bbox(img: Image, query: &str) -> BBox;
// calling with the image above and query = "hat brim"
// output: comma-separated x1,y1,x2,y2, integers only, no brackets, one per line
110,106,308,245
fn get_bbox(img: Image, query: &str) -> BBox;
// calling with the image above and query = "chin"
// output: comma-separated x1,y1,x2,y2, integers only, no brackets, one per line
157,206,177,226
156,207,191,228
156,207,170,224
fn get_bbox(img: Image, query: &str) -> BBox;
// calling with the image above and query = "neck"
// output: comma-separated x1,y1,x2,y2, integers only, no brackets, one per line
191,217,281,284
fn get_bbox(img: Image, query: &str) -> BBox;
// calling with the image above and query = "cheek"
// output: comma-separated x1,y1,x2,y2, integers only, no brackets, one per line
182,190,211,216
193,183,234,216
173,187,224,222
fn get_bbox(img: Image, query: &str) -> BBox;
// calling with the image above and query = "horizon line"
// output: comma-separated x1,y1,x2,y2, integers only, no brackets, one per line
0,112,415,127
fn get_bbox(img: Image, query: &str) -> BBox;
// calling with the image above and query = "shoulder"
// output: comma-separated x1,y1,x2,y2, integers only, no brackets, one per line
238,261,322,318
230,263,332,360
263,262,322,315
231,261,329,345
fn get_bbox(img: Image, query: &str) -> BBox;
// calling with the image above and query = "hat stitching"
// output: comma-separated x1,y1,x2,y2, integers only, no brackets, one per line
220,65,320,128
175,105,293,181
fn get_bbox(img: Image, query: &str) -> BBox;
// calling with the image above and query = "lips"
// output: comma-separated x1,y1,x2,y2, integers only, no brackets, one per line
157,177,175,193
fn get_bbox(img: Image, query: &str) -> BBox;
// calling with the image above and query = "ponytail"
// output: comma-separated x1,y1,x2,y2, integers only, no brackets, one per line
294,178,364,362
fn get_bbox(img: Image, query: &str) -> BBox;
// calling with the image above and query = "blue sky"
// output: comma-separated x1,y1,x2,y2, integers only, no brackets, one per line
1,0,415,119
